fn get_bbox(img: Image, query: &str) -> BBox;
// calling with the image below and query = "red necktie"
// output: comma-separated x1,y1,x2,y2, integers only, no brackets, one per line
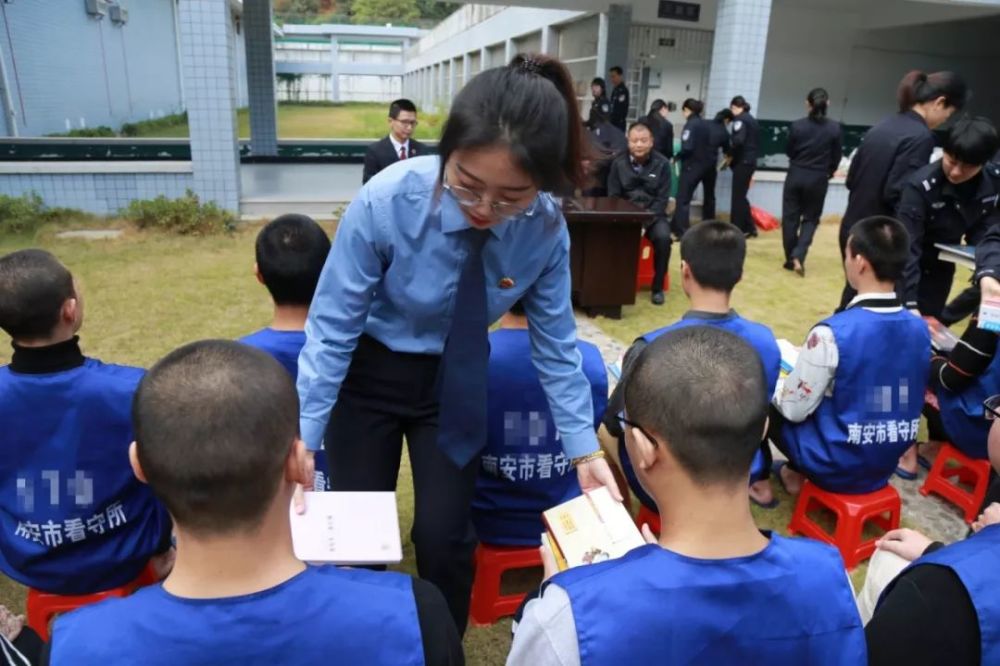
399,146,407,160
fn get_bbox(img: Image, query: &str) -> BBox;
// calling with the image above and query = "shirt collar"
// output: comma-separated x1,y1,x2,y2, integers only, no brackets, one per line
681,309,736,321
10,336,86,374
847,292,899,308
389,134,409,155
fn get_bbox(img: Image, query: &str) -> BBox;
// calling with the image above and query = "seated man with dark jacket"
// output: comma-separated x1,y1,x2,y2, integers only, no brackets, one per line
361,98,427,184
607,119,672,305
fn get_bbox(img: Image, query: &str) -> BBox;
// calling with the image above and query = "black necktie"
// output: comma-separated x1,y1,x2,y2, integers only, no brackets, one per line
437,229,489,467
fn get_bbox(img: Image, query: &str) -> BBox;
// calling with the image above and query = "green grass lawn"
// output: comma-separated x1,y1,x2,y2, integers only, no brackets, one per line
0,221,965,663
132,103,446,141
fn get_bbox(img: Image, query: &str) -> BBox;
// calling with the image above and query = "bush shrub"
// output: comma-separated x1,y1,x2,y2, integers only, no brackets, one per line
48,126,116,138
121,190,236,235
0,193,47,234
120,112,188,137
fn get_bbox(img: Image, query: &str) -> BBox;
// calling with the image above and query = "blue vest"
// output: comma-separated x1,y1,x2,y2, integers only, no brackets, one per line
782,306,930,493
552,535,866,665
622,313,781,509
50,565,426,665
936,353,1000,460
879,524,1000,664
0,360,170,594
471,329,608,546
240,328,332,491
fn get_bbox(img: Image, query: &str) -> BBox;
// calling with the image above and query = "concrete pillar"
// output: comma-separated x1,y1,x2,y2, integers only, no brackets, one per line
480,46,490,71
504,38,515,64
705,0,773,114
329,37,341,102
178,0,240,212
596,4,631,79
540,25,556,56
447,59,455,102
462,53,471,90
437,62,445,109
243,0,277,157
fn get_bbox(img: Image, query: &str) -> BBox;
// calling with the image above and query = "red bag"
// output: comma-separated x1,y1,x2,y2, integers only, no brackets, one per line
751,206,780,232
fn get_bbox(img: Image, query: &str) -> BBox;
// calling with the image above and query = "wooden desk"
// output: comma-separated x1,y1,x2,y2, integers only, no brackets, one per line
562,197,652,319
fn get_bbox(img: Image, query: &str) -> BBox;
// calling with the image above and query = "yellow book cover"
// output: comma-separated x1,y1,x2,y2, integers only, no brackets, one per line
543,486,644,571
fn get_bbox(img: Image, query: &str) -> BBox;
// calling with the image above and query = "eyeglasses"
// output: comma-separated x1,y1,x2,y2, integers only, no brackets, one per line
984,395,1000,420
442,178,537,220
617,411,658,447
394,119,418,128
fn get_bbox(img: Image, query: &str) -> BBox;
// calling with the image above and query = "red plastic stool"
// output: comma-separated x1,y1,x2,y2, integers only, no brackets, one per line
636,238,655,290
26,563,158,641
920,442,992,523
469,543,543,626
636,504,661,535
787,481,901,569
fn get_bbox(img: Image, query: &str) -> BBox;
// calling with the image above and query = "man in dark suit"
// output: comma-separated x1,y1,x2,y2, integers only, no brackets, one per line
361,98,427,184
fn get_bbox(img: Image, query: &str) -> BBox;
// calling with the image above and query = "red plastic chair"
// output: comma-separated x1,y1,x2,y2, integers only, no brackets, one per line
26,563,158,641
636,504,661,536
469,543,543,626
787,481,901,569
636,237,655,290
920,442,992,524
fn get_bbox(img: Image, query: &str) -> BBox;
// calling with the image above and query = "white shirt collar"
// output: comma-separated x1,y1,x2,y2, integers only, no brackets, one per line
389,134,409,156
848,292,897,305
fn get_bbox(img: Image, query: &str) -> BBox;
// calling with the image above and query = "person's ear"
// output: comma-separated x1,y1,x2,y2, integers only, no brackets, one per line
680,260,692,281
254,262,264,286
285,438,311,486
129,441,149,485
62,297,78,327
629,426,659,473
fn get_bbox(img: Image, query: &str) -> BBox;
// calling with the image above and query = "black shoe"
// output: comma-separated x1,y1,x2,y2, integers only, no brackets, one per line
793,259,805,277
651,291,665,305
783,261,794,271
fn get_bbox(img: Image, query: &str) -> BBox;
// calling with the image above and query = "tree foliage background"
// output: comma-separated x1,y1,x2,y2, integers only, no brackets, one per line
273,0,460,26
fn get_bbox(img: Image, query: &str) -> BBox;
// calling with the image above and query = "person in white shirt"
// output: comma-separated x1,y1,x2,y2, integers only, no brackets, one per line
762,215,931,496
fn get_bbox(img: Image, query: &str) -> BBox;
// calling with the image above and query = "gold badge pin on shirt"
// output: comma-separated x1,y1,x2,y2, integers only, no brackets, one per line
498,277,515,289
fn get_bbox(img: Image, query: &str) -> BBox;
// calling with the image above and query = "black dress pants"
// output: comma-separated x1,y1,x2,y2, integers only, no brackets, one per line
782,167,829,265
702,165,718,220
646,218,672,293
730,163,756,234
324,334,479,635
673,161,711,237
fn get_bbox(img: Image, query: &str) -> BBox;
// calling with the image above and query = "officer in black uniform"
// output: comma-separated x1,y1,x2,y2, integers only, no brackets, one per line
837,70,968,311
607,119,672,305
673,98,712,238
608,66,630,132
729,95,759,237
645,99,674,160
703,108,733,221
589,77,611,126
782,88,843,276
584,106,627,196
895,117,1000,318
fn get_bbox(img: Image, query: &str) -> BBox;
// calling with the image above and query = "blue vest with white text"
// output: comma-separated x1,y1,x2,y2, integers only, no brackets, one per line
240,328,332,490
879,523,1000,664
782,306,930,493
50,565,425,666
622,313,781,510
552,534,866,665
0,360,169,594
936,352,1000,460
472,329,608,545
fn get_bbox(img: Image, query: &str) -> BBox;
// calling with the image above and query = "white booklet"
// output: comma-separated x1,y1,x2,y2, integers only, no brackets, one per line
289,491,403,566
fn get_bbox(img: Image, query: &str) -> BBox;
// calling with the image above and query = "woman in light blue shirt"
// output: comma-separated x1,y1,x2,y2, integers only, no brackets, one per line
296,54,620,633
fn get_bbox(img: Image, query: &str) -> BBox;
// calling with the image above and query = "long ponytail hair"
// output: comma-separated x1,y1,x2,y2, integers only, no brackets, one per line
896,70,968,113
807,87,829,119
438,53,586,192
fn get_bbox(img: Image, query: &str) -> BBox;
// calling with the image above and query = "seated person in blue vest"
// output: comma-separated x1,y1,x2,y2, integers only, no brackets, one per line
0,249,172,597
508,326,866,666
362,98,427,184
862,402,1000,666
48,340,462,665
240,213,334,491
472,300,608,546
607,119,673,305
764,215,931,497
600,220,781,509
